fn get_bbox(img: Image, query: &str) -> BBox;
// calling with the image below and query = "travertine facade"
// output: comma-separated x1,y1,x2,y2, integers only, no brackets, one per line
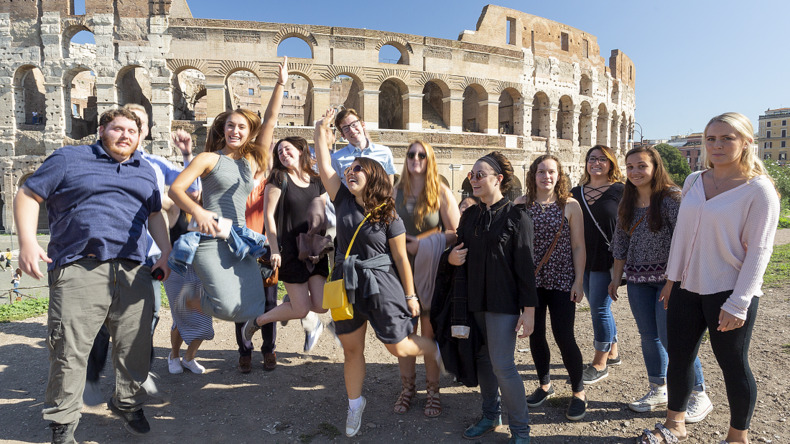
0,0,635,232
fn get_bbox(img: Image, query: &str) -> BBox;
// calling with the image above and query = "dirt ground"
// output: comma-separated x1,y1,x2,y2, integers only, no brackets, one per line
0,232,789,443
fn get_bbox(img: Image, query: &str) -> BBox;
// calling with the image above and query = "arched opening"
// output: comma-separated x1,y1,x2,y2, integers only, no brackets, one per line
578,101,593,147
610,114,619,149
422,80,448,130
65,68,98,140
63,28,95,59
378,78,406,130
172,68,207,121
281,73,312,126
438,174,450,188
330,74,362,112
461,177,473,199
276,36,313,59
116,66,153,139
18,174,49,233
225,69,262,116
505,176,523,202
612,81,620,103
379,44,407,65
596,104,608,145
14,66,46,128
498,88,520,135
557,95,573,140
462,84,487,133
580,74,592,96
531,92,550,137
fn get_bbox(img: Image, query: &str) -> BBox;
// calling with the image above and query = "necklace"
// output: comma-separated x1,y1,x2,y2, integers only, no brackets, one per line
536,199,555,213
711,171,742,190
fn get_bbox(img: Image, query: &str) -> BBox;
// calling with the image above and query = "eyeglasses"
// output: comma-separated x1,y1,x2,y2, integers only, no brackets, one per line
587,156,610,164
407,152,427,160
468,171,494,181
340,120,362,134
344,164,363,176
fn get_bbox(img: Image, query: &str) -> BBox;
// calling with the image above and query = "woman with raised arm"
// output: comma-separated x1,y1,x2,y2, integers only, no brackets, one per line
639,113,779,444
168,58,288,322
391,140,460,418
515,154,587,422
312,109,440,438
570,145,623,385
449,151,536,444
609,146,712,421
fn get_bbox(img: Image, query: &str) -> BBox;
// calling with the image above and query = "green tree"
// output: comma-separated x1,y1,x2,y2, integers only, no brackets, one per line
764,159,790,218
654,143,692,186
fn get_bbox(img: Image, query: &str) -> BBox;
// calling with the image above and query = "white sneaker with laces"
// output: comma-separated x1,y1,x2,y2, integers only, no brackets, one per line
628,383,668,412
181,358,206,374
685,390,713,423
345,396,366,437
167,353,183,374
304,319,324,352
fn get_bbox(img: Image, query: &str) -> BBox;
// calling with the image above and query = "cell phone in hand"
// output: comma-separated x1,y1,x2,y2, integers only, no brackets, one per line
187,216,232,239
151,268,165,281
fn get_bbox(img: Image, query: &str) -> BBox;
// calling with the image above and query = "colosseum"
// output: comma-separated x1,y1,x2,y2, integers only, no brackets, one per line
0,0,635,232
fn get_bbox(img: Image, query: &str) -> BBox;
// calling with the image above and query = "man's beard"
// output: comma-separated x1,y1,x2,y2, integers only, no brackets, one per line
101,135,138,160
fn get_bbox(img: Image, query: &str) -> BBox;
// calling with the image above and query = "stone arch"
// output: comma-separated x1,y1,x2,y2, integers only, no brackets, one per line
13,65,46,128
329,73,363,112
596,104,608,145
531,91,550,137
224,68,262,114
578,101,593,147
273,26,318,46
116,65,153,138
277,36,314,59
379,77,407,130
556,95,573,141
62,24,95,59
498,87,521,135
172,66,207,121
580,73,592,96
375,36,413,65
378,44,409,65
281,72,313,126
17,173,49,232
421,79,450,130
462,83,488,133
461,177,473,199
64,66,98,140
505,176,523,202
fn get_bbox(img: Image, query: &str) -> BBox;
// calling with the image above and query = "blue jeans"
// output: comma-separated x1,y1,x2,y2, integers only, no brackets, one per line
627,282,705,390
474,311,530,439
583,270,618,352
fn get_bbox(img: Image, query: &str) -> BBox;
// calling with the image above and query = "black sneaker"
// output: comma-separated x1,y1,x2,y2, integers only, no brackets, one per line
526,386,555,408
107,399,150,435
565,396,587,421
50,421,78,444
606,355,622,366
582,364,609,384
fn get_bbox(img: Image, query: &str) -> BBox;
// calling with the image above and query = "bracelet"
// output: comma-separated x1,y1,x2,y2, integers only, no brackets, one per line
276,81,285,86
405,295,418,301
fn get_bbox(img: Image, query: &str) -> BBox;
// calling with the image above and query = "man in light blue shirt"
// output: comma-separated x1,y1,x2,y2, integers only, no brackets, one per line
331,108,396,184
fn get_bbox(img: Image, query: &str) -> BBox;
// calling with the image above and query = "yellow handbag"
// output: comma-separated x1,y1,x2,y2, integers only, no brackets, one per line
323,204,384,321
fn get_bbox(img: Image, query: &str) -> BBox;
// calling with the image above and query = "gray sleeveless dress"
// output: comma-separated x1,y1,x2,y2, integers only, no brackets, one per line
192,155,266,321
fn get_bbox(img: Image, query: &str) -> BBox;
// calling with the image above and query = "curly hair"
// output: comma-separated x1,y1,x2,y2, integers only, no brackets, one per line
270,136,317,186
524,154,570,206
205,109,268,173
353,157,396,225
618,146,679,232
478,151,515,194
398,140,440,230
579,145,623,185
99,108,141,132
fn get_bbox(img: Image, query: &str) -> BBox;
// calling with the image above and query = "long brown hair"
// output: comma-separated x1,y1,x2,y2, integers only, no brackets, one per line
579,145,623,185
525,154,570,206
355,157,396,224
270,136,317,185
205,109,268,173
618,146,679,232
398,140,440,230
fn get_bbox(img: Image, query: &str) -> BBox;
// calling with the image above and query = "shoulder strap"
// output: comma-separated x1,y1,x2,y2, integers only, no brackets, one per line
534,203,566,276
276,174,287,243
344,202,386,259
681,171,702,199
628,212,647,236
581,185,611,246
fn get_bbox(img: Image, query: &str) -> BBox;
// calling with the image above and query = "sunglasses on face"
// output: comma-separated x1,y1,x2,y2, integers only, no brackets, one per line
344,164,363,176
407,152,427,160
468,171,495,181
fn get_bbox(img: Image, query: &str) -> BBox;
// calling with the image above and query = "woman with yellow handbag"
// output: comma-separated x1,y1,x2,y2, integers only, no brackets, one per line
313,108,441,438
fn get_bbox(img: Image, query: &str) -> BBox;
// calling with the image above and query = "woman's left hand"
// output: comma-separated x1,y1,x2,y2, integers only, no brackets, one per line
570,282,584,303
515,307,535,338
717,309,746,332
405,235,419,256
406,298,421,317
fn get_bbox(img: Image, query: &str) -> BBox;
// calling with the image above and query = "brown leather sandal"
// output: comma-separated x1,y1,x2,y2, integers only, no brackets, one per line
424,380,442,418
394,375,416,414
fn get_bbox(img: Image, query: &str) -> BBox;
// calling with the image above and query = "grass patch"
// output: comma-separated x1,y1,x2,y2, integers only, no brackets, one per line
763,243,790,288
298,422,341,443
577,306,590,313
783,344,790,354
0,297,49,322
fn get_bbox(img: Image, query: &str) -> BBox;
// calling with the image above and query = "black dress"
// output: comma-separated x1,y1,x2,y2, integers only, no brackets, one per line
570,182,624,272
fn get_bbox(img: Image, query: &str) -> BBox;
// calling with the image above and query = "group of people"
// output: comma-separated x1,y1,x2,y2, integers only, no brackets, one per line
14,52,779,444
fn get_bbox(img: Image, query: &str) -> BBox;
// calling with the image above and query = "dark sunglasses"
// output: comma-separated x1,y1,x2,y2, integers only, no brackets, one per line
344,164,363,175
407,152,427,160
468,171,494,181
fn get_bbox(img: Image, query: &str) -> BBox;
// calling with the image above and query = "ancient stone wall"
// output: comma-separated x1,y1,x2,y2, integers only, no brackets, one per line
0,1,635,232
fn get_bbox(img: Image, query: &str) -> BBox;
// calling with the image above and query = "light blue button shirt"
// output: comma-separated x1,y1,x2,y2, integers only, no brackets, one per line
330,140,396,184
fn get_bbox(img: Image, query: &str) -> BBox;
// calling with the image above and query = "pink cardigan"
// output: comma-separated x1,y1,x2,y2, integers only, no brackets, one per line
666,172,779,319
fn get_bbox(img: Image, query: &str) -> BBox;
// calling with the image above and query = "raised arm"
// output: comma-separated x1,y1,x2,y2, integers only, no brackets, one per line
169,152,221,237
314,108,341,200
253,57,288,163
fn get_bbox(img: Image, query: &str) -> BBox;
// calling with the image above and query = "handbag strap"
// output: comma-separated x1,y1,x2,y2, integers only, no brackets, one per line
628,212,647,236
276,174,288,245
534,203,565,276
581,185,611,246
344,202,386,259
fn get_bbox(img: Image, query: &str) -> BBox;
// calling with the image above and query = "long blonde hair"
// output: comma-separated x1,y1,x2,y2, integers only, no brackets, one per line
701,112,768,181
206,109,268,173
398,140,440,230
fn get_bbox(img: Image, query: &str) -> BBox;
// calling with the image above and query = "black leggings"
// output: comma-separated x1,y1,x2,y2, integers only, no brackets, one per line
666,283,759,431
529,287,585,393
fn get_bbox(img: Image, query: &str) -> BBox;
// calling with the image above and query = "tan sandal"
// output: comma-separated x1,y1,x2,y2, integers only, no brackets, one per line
424,380,442,418
394,375,416,414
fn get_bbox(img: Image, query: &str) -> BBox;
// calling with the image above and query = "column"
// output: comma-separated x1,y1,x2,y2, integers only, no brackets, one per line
311,87,331,126
204,80,225,124
480,100,500,135
444,91,464,133
358,90,379,129
402,93,423,131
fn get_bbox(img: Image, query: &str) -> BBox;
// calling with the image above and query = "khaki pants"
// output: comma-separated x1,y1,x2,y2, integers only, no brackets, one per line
43,258,153,425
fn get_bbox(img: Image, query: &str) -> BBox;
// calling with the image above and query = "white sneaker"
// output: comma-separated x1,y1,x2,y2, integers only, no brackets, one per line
167,353,183,374
181,358,206,374
685,390,713,423
628,384,668,412
304,319,324,353
345,396,366,437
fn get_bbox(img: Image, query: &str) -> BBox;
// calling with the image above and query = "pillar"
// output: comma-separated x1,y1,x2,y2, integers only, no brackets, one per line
358,89,379,129
480,100,499,135
444,91,464,133
403,93,423,131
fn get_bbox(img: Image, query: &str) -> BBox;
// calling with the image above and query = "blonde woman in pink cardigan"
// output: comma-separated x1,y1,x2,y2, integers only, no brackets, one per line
638,112,779,444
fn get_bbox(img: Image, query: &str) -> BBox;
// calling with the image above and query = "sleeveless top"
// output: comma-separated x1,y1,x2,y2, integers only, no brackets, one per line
526,201,575,292
394,190,441,236
201,155,253,227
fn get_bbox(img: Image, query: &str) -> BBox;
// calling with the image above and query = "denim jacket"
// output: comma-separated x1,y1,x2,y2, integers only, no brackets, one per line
168,225,268,276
